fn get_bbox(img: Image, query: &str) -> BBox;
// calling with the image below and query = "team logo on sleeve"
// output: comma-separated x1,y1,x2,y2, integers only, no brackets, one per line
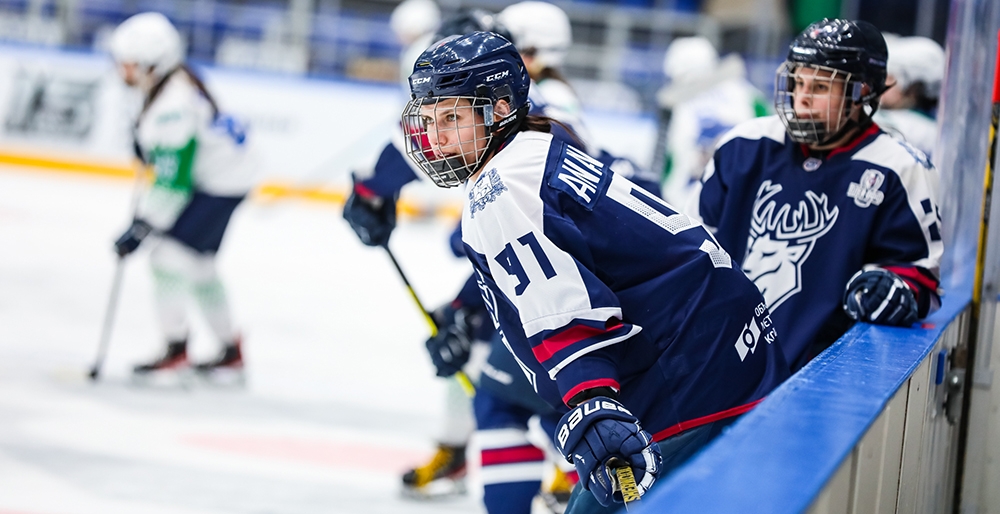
847,169,885,208
742,181,839,312
735,302,778,361
469,168,508,218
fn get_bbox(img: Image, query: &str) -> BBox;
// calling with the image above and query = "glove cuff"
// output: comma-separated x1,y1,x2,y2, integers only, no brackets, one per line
556,396,637,461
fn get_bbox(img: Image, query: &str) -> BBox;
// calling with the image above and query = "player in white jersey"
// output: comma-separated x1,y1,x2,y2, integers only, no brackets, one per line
402,31,788,513
109,13,257,377
654,36,769,206
874,35,944,158
687,19,943,372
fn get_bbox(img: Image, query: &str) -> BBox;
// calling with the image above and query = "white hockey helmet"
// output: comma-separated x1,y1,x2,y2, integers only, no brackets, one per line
109,12,183,79
663,36,719,83
498,1,572,69
390,0,441,45
887,36,945,98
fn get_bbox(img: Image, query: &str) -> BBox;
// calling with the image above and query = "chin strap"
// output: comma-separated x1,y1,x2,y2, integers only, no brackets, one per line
472,104,530,175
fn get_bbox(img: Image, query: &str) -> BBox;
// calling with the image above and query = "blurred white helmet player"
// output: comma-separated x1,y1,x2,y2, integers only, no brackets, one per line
498,1,571,74
390,0,441,46
662,36,719,85
654,36,769,206
109,12,183,91
875,35,945,158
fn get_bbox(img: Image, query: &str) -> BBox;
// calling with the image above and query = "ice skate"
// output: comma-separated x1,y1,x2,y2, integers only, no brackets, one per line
193,340,245,387
131,340,192,387
537,466,574,514
401,443,467,498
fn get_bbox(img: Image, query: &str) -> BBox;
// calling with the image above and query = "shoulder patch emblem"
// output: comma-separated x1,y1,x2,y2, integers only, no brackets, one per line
469,168,508,218
548,144,611,211
847,168,885,208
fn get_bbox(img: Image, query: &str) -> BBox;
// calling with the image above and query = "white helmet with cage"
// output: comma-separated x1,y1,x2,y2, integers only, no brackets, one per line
390,0,441,46
498,1,571,69
109,12,183,80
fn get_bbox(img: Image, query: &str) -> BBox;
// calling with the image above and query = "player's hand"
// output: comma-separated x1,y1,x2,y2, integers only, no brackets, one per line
114,219,153,257
555,396,661,506
843,268,918,326
342,178,396,247
425,304,474,377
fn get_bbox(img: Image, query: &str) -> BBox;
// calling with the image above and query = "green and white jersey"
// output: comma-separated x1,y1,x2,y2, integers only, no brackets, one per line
135,70,257,231
873,108,937,160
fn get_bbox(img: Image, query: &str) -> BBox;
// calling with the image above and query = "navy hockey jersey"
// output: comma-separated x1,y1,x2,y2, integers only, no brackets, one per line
461,130,789,441
687,116,943,372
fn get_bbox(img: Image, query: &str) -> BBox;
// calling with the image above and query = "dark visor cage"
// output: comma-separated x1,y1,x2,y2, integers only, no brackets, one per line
402,31,531,188
402,96,496,188
775,63,862,145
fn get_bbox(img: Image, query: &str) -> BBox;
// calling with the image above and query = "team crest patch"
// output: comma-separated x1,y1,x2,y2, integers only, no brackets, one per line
469,168,507,218
847,169,885,208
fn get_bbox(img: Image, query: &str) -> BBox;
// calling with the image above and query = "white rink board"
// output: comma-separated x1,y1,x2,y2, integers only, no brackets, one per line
0,43,657,207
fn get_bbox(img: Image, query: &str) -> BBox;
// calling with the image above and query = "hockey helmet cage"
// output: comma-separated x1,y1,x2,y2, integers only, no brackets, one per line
109,12,184,79
498,2,572,69
402,31,531,188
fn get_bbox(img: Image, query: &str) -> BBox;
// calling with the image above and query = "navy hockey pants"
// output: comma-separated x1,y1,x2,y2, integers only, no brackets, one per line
167,192,244,254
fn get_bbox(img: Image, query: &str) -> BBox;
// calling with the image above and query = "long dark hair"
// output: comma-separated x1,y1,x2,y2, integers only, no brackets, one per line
520,115,586,149
142,64,219,118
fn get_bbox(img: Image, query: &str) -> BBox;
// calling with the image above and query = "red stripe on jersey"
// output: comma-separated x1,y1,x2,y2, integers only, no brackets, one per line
481,445,545,466
562,379,621,407
353,182,378,199
827,124,881,159
533,319,624,363
883,265,939,292
651,398,765,442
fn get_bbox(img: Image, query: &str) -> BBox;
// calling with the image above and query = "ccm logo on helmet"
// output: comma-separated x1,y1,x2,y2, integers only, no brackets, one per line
486,70,510,82
412,77,431,85
557,399,633,449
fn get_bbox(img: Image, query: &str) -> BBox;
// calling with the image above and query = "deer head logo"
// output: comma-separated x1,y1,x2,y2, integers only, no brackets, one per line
743,181,839,311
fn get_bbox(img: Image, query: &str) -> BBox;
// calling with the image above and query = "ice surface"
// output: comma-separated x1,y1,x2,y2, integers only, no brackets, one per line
0,166,485,513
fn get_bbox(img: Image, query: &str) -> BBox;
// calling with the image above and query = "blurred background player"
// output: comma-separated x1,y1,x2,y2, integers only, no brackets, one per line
499,1,661,196
389,0,441,87
401,30,789,512
343,9,505,498
653,36,769,206
686,18,943,373
109,12,256,380
874,35,945,158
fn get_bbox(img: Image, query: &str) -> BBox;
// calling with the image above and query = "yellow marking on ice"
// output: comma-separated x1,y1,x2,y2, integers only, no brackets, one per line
0,149,462,220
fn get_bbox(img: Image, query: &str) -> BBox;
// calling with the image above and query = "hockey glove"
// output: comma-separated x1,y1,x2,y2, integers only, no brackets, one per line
425,304,475,377
342,178,396,247
843,268,919,326
555,396,662,507
114,219,153,257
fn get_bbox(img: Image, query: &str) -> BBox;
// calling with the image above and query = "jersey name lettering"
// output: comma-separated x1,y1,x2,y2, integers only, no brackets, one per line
550,144,610,210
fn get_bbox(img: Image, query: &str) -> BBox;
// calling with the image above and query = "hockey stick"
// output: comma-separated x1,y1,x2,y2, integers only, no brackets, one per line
88,161,148,381
382,243,476,397
953,29,1000,508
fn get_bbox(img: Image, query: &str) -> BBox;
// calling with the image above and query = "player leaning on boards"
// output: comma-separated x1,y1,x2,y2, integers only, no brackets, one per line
109,13,256,379
685,19,943,373
401,31,790,512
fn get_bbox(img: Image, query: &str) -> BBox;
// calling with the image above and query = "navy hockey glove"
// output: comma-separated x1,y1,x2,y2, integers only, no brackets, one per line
342,178,396,247
425,304,475,377
555,396,662,507
843,268,919,326
114,219,153,257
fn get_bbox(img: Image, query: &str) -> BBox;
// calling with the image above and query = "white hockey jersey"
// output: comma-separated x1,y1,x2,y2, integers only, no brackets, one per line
135,70,257,231
873,108,938,159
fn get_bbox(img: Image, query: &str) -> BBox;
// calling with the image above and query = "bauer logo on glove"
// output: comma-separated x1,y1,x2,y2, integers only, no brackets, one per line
555,396,662,507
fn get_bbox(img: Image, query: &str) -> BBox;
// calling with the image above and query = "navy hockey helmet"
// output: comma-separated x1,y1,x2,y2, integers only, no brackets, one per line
401,31,531,188
775,18,889,146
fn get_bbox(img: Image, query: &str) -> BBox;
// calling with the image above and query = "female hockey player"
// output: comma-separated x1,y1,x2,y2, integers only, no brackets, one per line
401,31,790,513
109,12,256,379
686,19,943,373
